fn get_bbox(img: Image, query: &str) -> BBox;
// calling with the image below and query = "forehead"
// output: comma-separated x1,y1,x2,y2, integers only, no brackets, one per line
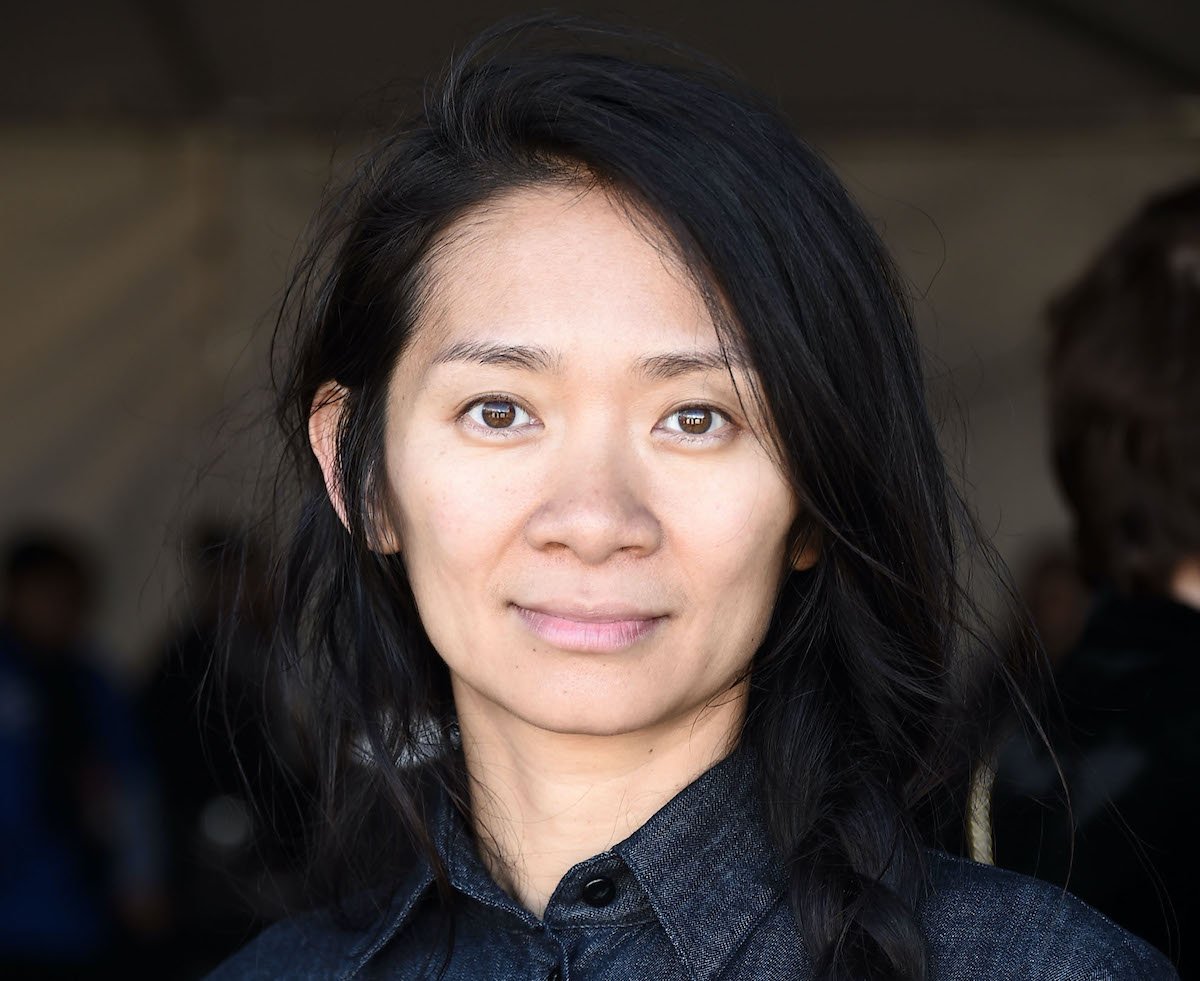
405,185,739,367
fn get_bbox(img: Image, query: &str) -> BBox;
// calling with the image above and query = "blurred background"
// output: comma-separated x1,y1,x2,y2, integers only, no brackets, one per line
1,1,1197,977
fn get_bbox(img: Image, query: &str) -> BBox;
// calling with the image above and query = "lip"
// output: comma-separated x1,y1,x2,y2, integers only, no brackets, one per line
512,603,667,653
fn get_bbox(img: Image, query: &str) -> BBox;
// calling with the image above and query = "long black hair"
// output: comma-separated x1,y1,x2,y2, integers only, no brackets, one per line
260,15,1038,981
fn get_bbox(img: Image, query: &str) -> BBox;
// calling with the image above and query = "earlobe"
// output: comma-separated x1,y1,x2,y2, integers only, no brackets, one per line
308,382,402,554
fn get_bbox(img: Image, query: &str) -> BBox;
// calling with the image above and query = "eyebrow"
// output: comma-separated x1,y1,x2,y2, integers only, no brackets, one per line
429,339,749,380
635,348,748,381
430,340,563,373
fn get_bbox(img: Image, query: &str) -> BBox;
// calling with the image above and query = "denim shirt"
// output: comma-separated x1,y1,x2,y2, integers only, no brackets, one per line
212,748,1176,980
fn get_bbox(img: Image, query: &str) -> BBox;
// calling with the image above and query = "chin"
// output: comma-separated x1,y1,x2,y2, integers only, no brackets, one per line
518,693,666,737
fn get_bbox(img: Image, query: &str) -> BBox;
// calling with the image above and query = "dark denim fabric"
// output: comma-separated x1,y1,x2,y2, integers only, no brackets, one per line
211,748,1177,980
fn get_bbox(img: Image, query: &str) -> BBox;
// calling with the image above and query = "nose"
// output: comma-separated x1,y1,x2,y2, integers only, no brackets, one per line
524,431,663,565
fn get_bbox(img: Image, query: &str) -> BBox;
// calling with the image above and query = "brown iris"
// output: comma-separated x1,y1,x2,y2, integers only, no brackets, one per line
480,400,517,428
677,407,713,434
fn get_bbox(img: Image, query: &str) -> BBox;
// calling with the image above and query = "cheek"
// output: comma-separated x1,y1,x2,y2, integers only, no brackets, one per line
388,437,531,590
679,465,795,639
667,456,795,572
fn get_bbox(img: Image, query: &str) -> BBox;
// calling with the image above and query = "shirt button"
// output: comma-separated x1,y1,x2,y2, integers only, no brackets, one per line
580,876,617,907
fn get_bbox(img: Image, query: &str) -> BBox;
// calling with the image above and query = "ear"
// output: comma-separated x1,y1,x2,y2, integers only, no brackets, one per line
789,521,822,573
308,382,401,553
309,382,350,528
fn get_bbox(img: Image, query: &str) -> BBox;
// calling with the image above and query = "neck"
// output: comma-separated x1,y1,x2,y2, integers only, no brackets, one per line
452,682,746,918
1169,558,1200,611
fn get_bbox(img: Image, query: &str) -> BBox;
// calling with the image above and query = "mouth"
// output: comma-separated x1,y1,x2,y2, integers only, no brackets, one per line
511,603,667,653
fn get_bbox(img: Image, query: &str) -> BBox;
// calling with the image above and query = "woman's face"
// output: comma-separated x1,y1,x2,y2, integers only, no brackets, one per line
381,185,803,738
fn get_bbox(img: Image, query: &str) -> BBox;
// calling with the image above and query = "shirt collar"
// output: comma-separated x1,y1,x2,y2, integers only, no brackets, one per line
612,744,789,978
344,744,789,981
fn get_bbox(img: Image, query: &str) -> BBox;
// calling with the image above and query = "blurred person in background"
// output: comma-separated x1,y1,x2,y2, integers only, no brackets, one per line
140,521,310,978
993,181,1200,976
1015,544,1090,668
0,531,164,979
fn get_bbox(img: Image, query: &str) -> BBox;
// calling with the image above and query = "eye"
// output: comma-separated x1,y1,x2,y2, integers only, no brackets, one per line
659,405,734,441
462,397,535,433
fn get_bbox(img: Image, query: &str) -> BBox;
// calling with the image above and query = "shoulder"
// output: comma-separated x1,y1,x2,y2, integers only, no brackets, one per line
206,907,361,981
919,850,1177,980
207,866,435,981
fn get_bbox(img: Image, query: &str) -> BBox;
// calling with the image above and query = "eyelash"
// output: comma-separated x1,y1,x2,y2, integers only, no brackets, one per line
459,395,537,440
456,395,738,445
657,405,736,444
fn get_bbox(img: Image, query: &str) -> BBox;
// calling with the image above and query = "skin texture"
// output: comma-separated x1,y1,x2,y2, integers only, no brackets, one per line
312,185,815,915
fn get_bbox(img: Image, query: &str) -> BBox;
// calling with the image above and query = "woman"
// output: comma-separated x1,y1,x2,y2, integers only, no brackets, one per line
213,18,1176,981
